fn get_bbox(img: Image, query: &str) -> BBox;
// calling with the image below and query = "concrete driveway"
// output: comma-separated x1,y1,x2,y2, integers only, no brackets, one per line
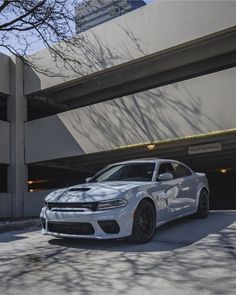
0,211,236,295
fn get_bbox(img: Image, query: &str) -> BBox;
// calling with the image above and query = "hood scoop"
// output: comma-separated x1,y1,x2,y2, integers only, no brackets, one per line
69,187,91,192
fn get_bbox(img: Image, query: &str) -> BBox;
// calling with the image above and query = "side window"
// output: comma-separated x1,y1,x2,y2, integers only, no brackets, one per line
172,163,192,178
158,163,175,178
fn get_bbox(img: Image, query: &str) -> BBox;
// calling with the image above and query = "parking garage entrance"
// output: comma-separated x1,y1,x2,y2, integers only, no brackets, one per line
27,128,236,210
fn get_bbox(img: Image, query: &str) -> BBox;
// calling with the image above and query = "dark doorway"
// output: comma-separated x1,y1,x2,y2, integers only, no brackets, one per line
0,164,7,192
207,169,236,210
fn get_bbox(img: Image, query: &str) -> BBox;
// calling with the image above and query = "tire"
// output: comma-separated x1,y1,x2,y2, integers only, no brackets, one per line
196,189,209,218
131,199,156,243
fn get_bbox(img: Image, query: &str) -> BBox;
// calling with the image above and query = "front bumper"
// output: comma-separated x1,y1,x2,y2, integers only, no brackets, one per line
40,205,133,239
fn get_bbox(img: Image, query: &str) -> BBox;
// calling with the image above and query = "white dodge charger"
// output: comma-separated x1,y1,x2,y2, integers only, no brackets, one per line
40,158,209,243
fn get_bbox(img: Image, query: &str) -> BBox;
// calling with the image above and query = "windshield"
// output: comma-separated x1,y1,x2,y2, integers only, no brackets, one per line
91,163,155,182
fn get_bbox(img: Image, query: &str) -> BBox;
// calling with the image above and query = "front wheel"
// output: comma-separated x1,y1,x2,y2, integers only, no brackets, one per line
131,199,156,243
196,190,209,218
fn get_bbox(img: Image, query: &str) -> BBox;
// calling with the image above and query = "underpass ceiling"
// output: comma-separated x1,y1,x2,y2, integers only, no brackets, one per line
30,129,236,178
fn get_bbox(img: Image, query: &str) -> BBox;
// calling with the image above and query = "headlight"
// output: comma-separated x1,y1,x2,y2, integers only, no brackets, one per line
97,199,128,211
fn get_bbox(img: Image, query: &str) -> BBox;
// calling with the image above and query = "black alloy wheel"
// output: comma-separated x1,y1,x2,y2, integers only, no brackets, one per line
196,190,209,218
132,199,156,243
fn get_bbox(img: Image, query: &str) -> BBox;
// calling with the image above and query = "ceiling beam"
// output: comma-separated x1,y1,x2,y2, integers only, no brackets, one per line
28,95,69,114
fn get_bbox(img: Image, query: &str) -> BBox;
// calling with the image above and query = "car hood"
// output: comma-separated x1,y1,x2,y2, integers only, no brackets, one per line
45,181,149,203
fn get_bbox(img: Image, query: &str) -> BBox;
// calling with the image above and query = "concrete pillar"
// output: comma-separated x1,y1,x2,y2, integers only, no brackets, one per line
7,57,28,218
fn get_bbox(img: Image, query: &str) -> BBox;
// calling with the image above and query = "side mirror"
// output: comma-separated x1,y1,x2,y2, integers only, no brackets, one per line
86,177,92,183
158,172,173,181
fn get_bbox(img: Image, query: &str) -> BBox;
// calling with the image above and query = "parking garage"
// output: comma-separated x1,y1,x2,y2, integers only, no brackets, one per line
2,57,236,215
21,48,236,212
2,62,236,213
1,1,236,218
22,28,236,213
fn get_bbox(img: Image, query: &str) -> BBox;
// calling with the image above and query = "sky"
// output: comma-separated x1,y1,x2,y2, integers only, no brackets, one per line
0,0,155,56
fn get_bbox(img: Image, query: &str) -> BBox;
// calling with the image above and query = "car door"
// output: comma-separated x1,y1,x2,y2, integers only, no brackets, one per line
154,162,184,220
172,162,197,213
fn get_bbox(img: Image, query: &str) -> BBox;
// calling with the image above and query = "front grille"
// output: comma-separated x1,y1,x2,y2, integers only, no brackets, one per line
47,202,98,211
48,222,95,235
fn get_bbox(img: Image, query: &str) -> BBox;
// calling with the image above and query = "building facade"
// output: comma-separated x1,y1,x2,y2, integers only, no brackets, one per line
75,0,146,33
1,1,236,218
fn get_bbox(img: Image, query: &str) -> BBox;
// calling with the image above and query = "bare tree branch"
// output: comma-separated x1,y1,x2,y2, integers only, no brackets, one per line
0,0,10,13
0,1,47,30
0,0,142,78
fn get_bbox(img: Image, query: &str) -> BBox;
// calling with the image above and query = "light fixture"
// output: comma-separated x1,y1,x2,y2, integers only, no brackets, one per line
28,180,34,184
146,144,156,150
220,169,227,174
29,189,34,192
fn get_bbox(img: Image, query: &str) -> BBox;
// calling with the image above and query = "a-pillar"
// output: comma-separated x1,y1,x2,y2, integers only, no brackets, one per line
7,57,28,218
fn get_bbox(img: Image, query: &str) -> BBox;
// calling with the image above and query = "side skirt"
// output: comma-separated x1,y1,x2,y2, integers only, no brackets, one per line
156,209,198,228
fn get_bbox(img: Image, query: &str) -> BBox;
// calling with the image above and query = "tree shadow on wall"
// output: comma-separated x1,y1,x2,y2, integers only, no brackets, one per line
65,81,222,152
57,24,223,151
30,22,227,153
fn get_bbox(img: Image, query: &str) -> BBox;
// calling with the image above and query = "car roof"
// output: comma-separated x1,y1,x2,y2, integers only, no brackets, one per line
112,158,178,165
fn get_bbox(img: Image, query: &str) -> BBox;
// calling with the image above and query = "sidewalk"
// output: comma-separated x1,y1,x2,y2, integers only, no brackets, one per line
0,218,41,233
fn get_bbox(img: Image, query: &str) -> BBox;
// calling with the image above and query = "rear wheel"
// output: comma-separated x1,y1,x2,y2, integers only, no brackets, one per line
131,199,156,243
196,190,209,218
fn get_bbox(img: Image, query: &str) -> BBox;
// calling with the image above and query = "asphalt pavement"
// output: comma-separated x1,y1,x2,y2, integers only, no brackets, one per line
0,211,235,295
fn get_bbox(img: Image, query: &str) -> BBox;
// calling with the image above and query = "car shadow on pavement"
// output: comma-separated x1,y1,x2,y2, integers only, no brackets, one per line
0,227,40,243
48,211,236,252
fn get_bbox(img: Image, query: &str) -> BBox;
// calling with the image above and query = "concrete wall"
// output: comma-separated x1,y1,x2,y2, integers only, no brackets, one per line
0,53,10,95
23,190,52,217
0,120,10,164
25,115,85,163
25,67,236,163
24,0,236,94
0,193,12,218
0,190,52,218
